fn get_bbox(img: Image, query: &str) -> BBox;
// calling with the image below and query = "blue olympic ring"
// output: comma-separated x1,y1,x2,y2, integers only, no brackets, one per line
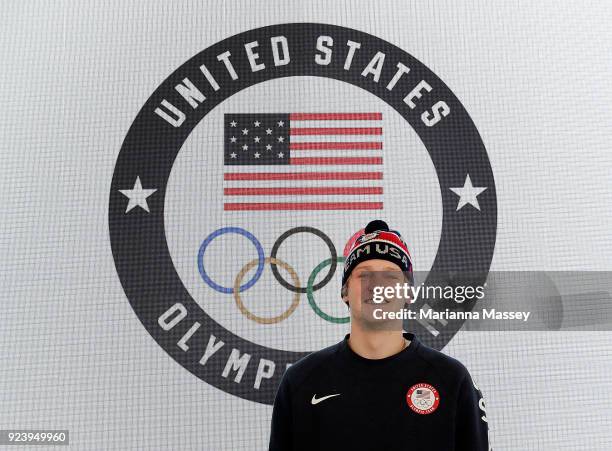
197,227,265,294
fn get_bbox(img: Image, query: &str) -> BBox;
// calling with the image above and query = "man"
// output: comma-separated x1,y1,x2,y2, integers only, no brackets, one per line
268,219,491,451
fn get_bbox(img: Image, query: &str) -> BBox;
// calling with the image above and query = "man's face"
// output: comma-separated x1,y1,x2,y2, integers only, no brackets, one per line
344,259,410,328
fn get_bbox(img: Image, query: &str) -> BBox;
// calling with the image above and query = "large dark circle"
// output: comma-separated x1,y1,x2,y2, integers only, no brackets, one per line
108,23,497,404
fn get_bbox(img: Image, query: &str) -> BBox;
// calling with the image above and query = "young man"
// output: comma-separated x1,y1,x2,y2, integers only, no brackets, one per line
268,219,491,451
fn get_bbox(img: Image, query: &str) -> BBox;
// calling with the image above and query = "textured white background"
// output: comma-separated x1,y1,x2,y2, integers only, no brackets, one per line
1,1,611,450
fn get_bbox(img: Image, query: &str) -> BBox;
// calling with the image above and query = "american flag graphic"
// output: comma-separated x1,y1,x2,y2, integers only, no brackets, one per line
223,113,383,211
415,389,431,399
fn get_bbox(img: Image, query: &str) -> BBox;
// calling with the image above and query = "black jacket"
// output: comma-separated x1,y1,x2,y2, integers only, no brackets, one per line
269,332,491,451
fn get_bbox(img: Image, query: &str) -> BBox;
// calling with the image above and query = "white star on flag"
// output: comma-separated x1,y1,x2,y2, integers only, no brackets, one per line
450,174,487,211
119,176,157,213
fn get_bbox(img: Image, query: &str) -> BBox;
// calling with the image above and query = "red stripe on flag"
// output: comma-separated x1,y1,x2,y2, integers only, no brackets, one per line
223,172,383,180
290,142,382,150
290,127,382,135
224,186,383,196
290,157,382,165
224,202,384,211
289,113,382,120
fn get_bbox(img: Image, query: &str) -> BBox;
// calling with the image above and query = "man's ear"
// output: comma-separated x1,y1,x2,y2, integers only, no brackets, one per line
341,282,349,308
401,270,415,304
401,270,413,285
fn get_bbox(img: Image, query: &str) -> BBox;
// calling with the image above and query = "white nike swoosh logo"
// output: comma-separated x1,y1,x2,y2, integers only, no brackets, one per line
311,393,341,405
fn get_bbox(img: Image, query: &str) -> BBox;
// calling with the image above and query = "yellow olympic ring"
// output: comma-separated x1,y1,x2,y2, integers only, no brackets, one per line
233,256,301,324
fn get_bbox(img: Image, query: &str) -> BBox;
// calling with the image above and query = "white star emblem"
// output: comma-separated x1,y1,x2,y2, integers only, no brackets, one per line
254,121,261,127
230,121,237,127
242,128,249,135
254,152,260,158
265,144,272,150
266,128,272,135
242,144,248,151
254,136,261,143
277,120,284,127
230,152,237,158
230,136,237,143
277,136,285,142
277,152,284,158
449,174,487,211
119,176,157,213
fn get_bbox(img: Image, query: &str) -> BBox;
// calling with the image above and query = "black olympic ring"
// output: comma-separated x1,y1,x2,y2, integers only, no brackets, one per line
269,226,338,294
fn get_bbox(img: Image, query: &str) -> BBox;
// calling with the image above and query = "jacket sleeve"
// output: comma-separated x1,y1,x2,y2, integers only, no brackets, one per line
455,370,491,451
268,370,293,451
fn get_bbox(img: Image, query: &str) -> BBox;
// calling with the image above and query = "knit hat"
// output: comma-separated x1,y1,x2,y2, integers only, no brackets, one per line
341,219,413,289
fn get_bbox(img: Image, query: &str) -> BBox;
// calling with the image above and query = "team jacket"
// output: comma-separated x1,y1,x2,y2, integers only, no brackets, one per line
268,332,491,451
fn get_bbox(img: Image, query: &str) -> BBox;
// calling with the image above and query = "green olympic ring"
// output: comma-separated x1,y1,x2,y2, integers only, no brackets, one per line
306,256,350,324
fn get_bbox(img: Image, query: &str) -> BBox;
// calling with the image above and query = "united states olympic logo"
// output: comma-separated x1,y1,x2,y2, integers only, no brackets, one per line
109,23,497,404
406,382,440,415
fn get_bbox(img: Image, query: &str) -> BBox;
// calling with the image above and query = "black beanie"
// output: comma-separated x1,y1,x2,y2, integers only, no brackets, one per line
341,219,413,289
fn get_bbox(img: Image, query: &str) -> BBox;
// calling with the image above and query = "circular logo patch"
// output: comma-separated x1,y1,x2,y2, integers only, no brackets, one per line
406,382,440,414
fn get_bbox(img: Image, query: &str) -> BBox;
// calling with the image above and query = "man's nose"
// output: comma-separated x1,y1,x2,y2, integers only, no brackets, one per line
365,273,384,292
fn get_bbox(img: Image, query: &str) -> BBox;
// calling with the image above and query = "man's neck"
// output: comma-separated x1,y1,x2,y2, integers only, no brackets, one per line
347,325,408,360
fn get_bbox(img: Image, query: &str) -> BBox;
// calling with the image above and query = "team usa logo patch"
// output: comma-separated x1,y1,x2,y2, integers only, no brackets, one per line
406,382,440,414
358,232,380,243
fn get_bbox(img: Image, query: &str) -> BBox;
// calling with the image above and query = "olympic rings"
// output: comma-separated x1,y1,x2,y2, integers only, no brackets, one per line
233,257,301,324
270,226,338,294
307,256,350,324
198,226,345,324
